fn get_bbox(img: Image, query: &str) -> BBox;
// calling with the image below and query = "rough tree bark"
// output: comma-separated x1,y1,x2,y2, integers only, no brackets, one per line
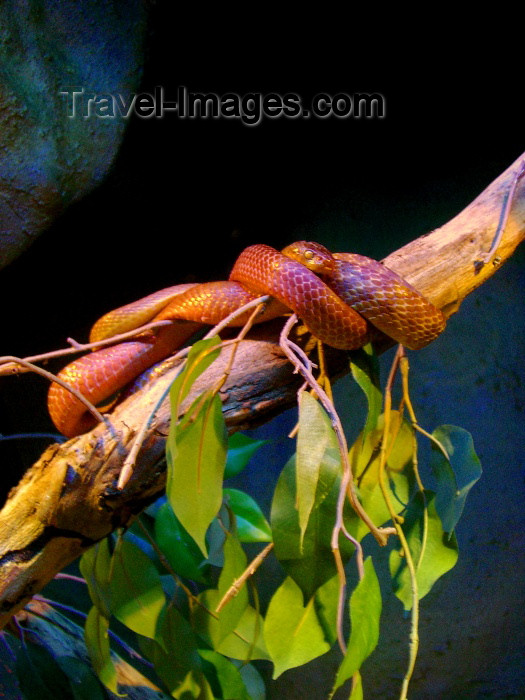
0,153,524,629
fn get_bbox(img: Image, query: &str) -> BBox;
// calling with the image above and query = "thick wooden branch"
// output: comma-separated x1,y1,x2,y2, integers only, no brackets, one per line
0,153,524,628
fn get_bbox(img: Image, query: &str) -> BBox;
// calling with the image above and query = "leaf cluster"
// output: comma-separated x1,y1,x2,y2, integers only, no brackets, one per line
15,339,481,699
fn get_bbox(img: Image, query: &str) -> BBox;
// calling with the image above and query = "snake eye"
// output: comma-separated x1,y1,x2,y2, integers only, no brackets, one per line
303,249,314,260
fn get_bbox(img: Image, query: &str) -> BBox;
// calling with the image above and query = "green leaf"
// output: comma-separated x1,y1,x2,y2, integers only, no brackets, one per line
168,336,222,418
390,491,459,610
349,671,364,700
165,336,224,557
350,343,381,441
108,538,166,640
194,532,250,647
57,656,107,700
205,509,228,567
296,392,340,548
214,604,270,661
271,454,354,599
430,425,482,534
225,432,268,478
167,390,228,557
81,537,166,641
224,488,272,542
171,670,215,699
349,411,414,542
154,501,210,582
139,604,201,693
264,576,331,678
122,529,157,564
192,527,269,661
79,539,112,618
237,663,267,700
199,650,250,700
313,574,340,647
84,606,122,696
16,642,73,699
333,557,381,693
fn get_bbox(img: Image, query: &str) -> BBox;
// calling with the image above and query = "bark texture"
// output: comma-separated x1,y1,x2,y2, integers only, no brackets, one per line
0,153,524,628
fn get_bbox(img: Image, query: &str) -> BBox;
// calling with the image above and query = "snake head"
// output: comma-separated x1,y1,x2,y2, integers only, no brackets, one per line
281,240,335,276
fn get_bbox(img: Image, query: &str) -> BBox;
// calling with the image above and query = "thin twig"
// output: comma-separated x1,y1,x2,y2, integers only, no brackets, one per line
201,295,271,339
53,573,86,584
378,346,405,522
476,159,525,268
208,301,268,396
380,345,420,700
332,546,349,654
279,317,389,546
0,320,175,376
0,356,109,434
133,517,260,648
279,322,359,654
278,315,397,655
215,542,274,613
0,432,65,443
398,350,429,575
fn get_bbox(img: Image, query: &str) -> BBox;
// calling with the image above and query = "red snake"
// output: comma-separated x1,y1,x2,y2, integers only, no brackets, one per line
47,242,445,437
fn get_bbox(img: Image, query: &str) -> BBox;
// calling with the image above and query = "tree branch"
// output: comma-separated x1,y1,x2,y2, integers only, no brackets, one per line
0,152,524,628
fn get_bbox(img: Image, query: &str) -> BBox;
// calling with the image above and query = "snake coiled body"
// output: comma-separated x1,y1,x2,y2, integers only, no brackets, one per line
47,242,445,437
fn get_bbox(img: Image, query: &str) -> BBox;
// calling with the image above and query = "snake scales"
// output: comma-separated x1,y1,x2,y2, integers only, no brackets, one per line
47,241,445,437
